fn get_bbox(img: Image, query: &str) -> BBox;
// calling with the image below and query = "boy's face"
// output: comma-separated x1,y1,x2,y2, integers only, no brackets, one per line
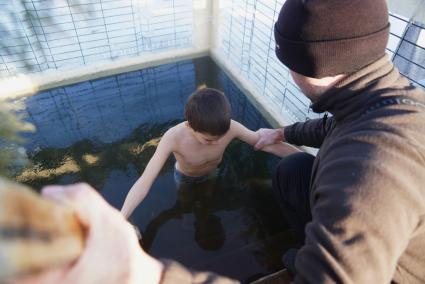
192,131,223,145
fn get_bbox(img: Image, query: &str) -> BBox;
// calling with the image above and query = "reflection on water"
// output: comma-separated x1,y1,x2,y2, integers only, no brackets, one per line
14,57,296,282
142,178,226,251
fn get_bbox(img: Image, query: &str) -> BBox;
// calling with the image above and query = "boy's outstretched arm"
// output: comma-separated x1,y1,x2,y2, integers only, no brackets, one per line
231,120,300,158
121,129,174,219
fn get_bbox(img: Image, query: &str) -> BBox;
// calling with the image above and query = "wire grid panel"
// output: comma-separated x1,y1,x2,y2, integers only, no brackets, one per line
217,0,425,123
219,0,315,123
389,13,425,88
0,0,193,76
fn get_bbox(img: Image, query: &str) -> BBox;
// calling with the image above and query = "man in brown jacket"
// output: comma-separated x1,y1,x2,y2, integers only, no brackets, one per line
17,0,425,284
253,0,425,283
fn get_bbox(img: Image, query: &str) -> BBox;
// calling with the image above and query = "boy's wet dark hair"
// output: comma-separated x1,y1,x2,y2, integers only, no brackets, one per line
184,87,231,136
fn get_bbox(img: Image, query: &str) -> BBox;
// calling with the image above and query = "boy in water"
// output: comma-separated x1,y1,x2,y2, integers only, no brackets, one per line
121,88,298,218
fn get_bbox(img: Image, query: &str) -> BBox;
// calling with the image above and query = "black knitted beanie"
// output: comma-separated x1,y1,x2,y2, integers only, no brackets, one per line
274,0,390,78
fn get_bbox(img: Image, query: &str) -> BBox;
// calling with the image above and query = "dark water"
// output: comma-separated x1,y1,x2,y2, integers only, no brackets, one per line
14,57,295,282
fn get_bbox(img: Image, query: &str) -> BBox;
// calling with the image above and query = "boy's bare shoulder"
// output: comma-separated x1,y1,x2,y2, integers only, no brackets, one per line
163,122,187,141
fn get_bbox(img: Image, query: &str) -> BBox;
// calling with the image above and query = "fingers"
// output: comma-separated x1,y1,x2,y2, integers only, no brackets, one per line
41,183,140,284
254,128,270,150
254,140,265,150
41,183,118,228
35,183,163,284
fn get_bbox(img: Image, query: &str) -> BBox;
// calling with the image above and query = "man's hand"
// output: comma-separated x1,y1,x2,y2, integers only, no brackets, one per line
254,128,285,150
14,183,163,284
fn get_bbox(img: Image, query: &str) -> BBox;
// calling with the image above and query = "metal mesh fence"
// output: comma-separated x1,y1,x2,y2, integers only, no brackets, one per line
2,0,424,123
389,14,425,88
0,0,193,76
217,0,425,123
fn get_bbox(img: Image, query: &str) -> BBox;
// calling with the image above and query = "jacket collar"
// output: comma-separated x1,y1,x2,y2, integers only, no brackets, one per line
311,55,408,121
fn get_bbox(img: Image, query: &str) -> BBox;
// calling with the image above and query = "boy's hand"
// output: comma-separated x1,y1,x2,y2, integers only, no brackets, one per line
14,183,163,284
254,128,285,150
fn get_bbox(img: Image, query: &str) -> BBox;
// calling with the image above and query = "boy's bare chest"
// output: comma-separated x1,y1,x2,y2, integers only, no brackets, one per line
174,141,226,167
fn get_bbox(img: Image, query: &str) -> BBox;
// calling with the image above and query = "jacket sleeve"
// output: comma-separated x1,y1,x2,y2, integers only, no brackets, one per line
284,116,335,148
160,259,240,284
294,129,423,283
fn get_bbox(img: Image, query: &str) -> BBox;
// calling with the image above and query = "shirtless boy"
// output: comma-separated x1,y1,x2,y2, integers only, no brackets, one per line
121,88,298,218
